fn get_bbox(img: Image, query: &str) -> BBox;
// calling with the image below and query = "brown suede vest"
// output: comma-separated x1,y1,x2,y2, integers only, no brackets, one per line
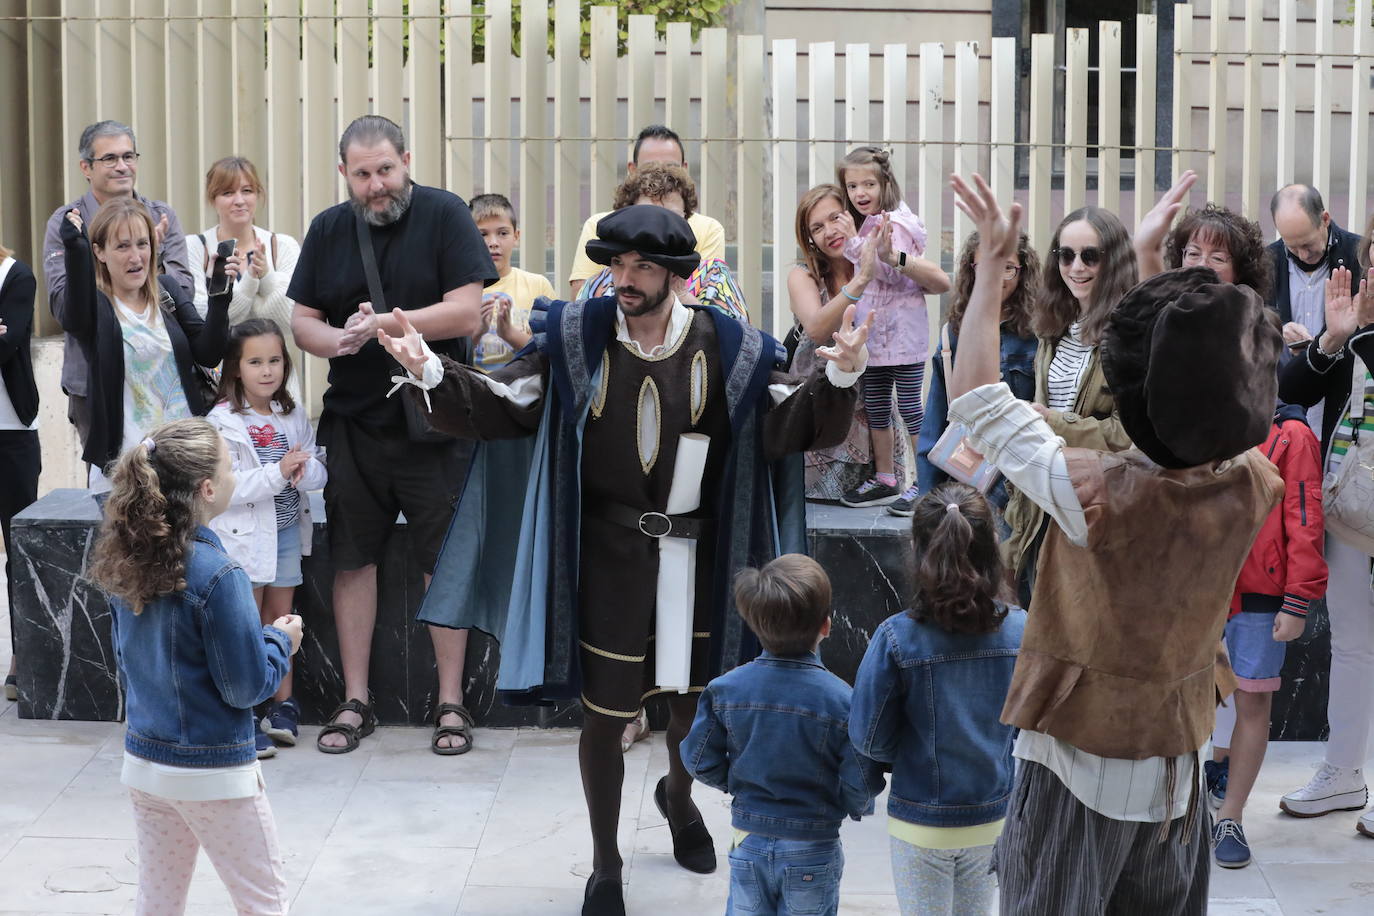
1001,447,1283,760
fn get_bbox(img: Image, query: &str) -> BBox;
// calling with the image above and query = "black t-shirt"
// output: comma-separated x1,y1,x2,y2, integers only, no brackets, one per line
288,184,497,427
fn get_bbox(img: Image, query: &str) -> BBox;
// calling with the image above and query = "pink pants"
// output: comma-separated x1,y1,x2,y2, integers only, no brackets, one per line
128,786,288,915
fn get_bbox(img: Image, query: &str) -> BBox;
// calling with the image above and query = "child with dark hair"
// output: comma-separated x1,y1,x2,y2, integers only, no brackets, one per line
207,318,325,754
849,483,1025,915
681,554,884,916
92,417,303,914
469,193,557,373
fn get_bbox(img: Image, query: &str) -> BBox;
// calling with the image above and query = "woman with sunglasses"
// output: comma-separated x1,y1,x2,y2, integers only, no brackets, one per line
1003,206,1139,604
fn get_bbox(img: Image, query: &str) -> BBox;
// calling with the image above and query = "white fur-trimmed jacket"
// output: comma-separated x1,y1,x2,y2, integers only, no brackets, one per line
207,399,326,584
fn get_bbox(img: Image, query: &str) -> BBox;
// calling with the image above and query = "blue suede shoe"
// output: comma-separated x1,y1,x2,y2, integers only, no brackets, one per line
255,731,277,760
1212,818,1251,868
261,698,300,747
1204,756,1229,810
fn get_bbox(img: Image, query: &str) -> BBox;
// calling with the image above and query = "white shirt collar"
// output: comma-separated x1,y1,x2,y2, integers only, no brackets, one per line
614,296,689,358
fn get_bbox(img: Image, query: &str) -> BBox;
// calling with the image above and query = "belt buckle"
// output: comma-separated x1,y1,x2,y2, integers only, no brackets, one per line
638,511,672,538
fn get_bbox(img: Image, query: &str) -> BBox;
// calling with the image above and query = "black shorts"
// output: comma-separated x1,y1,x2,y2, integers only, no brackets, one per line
320,412,470,573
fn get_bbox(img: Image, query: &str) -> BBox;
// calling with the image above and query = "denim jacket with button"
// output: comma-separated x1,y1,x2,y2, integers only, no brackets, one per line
848,606,1025,828
681,651,886,841
916,324,1037,502
110,527,291,767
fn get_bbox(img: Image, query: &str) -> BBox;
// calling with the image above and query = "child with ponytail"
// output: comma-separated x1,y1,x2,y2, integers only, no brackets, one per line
91,418,302,915
849,482,1025,916
836,146,952,514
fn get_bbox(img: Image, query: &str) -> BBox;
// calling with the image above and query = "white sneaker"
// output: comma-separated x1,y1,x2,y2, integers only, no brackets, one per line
1359,809,1374,838
1279,763,1368,817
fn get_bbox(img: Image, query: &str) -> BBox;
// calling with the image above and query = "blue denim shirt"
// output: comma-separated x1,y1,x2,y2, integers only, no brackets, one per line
681,651,885,841
849,607,1025,828
917,326,1037,508
110,527,291,767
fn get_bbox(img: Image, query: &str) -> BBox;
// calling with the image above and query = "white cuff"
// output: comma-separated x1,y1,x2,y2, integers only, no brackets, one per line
823,344,869,388
385,336,442,412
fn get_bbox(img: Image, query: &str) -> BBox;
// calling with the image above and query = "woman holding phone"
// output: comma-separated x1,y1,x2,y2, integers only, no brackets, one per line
60,197,234,487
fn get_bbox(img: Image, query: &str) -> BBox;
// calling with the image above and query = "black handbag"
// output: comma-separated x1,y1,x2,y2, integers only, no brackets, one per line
353,214,455,443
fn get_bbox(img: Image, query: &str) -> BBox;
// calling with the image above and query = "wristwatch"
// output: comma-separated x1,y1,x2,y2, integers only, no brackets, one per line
896,250,908,268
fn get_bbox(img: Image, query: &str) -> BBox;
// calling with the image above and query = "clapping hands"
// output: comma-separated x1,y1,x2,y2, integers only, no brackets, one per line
277,445,310,486
337,302,381,356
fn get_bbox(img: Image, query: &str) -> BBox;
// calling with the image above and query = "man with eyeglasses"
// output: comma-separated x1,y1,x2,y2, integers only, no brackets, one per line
41,120,192,444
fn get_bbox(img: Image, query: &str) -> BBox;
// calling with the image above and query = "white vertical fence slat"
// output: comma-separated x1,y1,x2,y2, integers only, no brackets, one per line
1205,0,1227,205
1312,0,1334,205
198,0,234,227
131,0,166,204
1350,0,1372,234
845,43,870,148
164,0,199,227
266,0,300,233
231,0,265,169
1063,28,1088,214
445,0,474,196
808,41,835,188
372,0,404,122
627,15,655,140
553,0,579,284
737,33,765,325
990,37,1014,205
589,6,617,210
484,0,512,196
1029,32,1053,254
410,0,443,190
520,0,548,276
301,1,334,238
918,42,943,267
1172,4,1193,187
1241,0,1263,220
771,38,798,338
338,0,369,176
100,0,133,123
666,22,692,157
884,43,908,198
953,40,978,246
61,0,97,205
700,28,729,226
1097,21,1120,215
1134,14,1157,229
1276,0,1297,188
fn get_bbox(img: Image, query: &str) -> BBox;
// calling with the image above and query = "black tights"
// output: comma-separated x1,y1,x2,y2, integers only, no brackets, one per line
579,693,704,879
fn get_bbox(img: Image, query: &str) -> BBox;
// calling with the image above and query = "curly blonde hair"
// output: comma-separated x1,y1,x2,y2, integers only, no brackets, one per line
611,162,698,217
90,418,223,614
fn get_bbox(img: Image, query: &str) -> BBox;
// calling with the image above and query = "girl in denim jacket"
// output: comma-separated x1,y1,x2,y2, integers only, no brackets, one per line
92,418,303,915
849,483,1025,916
836,146,952,512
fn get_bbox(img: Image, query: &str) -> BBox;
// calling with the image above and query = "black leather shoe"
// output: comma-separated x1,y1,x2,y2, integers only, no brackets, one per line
654,776,717,874
582,872,625,916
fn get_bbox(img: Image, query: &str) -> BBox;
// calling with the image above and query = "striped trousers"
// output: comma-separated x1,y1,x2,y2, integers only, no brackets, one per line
993,761,1209,915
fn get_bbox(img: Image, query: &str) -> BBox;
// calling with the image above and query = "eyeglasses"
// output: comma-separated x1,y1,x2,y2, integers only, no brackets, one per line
87,152,140,168
1054,245,1101,268
1182,247,1233,270
973,262,1023,280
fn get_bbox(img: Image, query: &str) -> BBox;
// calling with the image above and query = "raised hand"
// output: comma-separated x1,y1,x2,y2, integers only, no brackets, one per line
1358,267,1374,329
250,237,269,279
377,307,429,377
65,209,84,233
950,173,1023,262
154,213,170,248
1135,169,1197,254
816,304,873,374
1324,266,1359,350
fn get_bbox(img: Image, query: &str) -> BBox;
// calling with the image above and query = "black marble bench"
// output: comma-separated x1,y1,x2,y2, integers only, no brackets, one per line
10,490,1330,739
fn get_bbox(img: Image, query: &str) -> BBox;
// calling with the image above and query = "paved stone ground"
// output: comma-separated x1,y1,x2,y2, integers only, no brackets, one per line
3,571,1373,914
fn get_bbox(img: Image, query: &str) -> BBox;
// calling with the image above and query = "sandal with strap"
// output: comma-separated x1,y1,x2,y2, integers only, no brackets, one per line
620,707,650,753
431,702,475,756
316,697,377,754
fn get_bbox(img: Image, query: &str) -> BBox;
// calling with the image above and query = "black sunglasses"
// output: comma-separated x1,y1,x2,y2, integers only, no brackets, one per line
1054,245,1102,268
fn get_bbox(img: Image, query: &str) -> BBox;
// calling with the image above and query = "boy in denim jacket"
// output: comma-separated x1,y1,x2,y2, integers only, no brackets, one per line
681,554,884,915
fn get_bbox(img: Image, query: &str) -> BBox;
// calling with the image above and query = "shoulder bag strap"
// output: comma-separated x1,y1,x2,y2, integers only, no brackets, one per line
270,232,278,268
201,232,212,272
353,215,386,312
940,323,953,381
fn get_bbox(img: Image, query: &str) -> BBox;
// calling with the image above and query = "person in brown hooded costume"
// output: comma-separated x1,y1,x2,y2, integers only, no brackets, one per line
945,174,1284,913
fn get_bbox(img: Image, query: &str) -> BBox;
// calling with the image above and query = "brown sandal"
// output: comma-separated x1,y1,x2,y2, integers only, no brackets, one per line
316,697,377,754
431,703,475,756
621,707,650,753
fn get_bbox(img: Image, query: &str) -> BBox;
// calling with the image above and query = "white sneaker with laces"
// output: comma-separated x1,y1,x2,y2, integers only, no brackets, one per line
1279,763,1367,817
1359,809,1374,838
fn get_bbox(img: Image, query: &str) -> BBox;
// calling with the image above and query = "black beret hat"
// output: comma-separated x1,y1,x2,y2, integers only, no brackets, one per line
1100,266,1281,469
585,205,701,279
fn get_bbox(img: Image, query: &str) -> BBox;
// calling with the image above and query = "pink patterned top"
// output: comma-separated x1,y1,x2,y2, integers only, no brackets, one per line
842,201,930,367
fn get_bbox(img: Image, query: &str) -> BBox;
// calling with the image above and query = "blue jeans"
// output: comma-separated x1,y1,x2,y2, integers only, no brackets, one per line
726,834,843,915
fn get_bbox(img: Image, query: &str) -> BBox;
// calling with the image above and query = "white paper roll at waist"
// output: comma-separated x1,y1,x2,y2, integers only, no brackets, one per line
656,433,711,693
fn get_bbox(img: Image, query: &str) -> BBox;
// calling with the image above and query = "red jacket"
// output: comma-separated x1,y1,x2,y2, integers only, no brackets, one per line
1230,408,1328,618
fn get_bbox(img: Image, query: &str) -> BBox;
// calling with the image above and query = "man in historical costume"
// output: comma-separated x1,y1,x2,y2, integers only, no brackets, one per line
946,174,1284,914
377,205,872,916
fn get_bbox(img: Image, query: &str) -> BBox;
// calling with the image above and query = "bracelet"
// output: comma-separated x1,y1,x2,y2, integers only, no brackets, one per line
1316,336,1345,359
841,285,861,301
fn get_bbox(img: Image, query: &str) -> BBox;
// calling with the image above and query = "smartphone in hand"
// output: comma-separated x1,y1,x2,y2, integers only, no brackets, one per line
208,238,236,296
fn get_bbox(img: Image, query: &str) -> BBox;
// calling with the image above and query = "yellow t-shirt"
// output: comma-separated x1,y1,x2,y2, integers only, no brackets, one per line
473,266,557,373
568,210,726,283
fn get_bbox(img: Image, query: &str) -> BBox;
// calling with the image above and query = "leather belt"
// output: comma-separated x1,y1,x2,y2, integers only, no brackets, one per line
588,500,713,540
